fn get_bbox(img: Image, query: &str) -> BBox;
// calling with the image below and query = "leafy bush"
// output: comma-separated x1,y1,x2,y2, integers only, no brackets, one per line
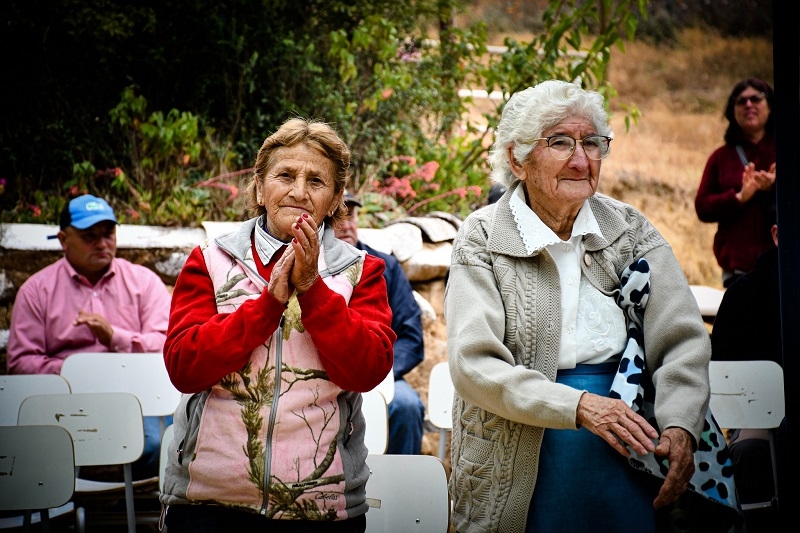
2,0,647,227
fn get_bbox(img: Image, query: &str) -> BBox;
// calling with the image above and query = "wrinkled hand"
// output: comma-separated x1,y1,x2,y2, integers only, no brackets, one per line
73,310,114,347
268,246,296,305
289,213,321,295
576,392,658,457
653,427,695,509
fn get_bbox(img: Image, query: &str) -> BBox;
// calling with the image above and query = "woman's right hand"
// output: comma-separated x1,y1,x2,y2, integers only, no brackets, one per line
268,245,296,305
576,392,658,457
736,162,759,203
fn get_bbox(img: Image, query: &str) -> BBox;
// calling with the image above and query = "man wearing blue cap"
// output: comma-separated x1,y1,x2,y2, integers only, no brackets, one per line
7,194,171,478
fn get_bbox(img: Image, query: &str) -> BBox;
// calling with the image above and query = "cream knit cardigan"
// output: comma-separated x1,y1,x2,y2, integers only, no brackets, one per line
444,181,711,533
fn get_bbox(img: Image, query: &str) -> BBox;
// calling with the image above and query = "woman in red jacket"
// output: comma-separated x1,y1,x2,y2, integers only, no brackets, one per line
695,77,776,288
160,118,395,532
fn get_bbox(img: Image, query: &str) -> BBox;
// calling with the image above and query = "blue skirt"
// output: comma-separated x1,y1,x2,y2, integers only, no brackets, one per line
525,363,663,533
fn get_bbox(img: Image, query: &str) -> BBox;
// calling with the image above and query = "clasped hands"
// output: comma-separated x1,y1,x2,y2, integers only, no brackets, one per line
737,162,776,203
576,392,695,509
268,213,321,305
73,310,114,347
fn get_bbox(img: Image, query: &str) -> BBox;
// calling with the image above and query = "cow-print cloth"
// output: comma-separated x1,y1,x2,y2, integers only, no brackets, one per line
609,259,741,528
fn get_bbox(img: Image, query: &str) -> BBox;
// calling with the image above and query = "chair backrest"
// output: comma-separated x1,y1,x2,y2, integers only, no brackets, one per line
709,359,784,515
0,374,71,426
17,392,145,467
708,360,785,430
427,362,454,431
370,369,395,404
18,392,146,533
427,361,454,461
0,425,75,511
159,424,174,493
60,352,181,418
362,390,389,455
690,285,725,323
365,454,450,533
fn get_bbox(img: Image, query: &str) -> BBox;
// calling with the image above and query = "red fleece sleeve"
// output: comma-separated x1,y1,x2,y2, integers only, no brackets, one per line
298,254,396,392
163,247,286,392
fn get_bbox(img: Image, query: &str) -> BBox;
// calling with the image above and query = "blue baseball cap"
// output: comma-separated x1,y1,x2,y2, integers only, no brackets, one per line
48,195,118,239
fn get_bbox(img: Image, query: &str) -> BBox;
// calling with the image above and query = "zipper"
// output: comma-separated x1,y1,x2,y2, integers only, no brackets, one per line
343,399,354,447
261,314,285,515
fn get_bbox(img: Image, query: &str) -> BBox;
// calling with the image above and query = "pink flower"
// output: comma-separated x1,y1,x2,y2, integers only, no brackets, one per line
418,161,439,182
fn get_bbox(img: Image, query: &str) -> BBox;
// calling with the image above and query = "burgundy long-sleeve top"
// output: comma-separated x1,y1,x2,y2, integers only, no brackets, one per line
695,134,776,274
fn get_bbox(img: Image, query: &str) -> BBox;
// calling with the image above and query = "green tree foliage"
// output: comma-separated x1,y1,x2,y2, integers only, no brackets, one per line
1,0,647,226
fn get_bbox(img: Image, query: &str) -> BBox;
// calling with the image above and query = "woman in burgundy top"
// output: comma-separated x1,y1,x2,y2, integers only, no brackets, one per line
695,78,776,288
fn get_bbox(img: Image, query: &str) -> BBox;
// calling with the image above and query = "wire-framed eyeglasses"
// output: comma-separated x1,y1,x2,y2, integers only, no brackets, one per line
526,134,612,161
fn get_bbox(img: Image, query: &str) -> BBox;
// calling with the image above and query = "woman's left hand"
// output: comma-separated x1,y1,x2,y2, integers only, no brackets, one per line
289,213,321,295
652,427,696,509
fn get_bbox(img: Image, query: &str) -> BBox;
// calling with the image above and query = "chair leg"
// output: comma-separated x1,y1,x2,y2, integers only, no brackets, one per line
123,463,136,533
768,432,780,512
76,506,86,533
40,509,51,533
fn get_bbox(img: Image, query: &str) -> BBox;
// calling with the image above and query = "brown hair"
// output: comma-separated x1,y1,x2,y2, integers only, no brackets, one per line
246,117,351,226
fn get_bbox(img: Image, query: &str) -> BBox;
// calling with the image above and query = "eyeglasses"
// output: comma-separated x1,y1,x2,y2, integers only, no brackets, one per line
526,134,612,161
735,92,766,106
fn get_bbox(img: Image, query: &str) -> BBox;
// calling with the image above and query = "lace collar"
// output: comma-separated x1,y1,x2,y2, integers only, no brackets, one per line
508,184,602,255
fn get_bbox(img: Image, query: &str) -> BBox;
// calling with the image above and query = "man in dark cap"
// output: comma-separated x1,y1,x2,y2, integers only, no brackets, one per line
335,191,426,454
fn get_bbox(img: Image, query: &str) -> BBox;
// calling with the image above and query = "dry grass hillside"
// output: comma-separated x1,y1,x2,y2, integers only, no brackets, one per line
599,27,773,287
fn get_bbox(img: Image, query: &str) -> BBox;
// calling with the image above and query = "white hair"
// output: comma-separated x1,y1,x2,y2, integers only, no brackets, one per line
488,80,613,187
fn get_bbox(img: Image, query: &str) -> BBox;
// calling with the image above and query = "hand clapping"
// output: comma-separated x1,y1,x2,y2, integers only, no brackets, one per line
268,213,321,305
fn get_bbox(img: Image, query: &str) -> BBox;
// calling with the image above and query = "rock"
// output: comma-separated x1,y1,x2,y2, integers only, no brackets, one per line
402,242,452,282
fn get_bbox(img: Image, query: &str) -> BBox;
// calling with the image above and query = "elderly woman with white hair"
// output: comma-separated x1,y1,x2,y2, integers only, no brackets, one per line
444,80,735,533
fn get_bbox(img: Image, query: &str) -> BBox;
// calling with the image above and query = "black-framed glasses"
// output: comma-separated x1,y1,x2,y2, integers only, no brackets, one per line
526,134,612,161
735,92,766,106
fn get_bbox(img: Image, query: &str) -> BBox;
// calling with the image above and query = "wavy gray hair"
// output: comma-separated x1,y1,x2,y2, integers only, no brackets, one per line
488,80,613,187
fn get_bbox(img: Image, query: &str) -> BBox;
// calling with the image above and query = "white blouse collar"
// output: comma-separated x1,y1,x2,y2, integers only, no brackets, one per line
509,184,602,255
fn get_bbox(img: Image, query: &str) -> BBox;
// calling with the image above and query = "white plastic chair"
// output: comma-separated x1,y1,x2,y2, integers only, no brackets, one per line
60,351,178,527
0,425,76,533
365,453,450,533
362,389,389,455
371,369,395,404
690,285,725,323
708,360,785,514
0,374,71,426
17,392,146,533
60,351,181,436
427,362,454,461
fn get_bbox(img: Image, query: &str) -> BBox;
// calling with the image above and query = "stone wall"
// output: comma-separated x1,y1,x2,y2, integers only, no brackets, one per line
0,217,457,459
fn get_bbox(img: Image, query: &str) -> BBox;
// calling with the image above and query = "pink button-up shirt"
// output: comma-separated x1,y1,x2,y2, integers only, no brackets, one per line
7,257,171,375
